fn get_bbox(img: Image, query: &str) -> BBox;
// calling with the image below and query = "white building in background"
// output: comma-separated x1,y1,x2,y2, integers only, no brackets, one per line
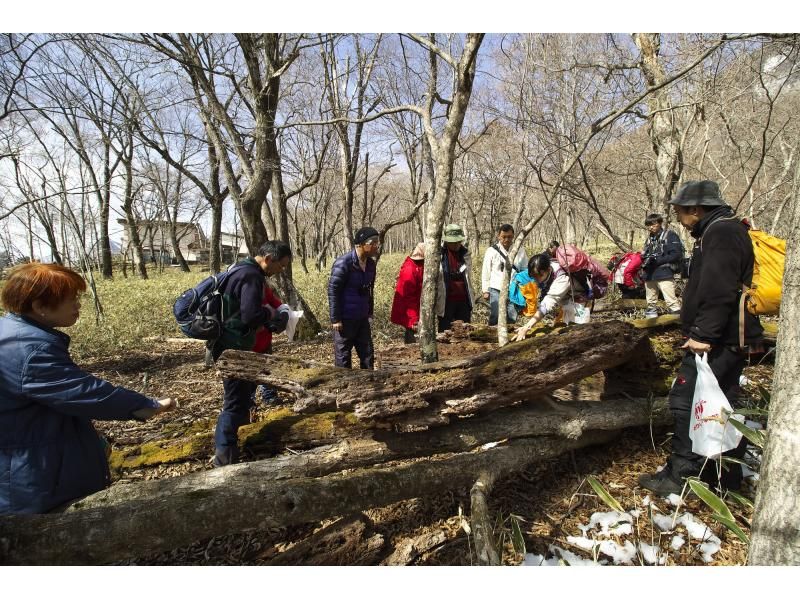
118,220,247,265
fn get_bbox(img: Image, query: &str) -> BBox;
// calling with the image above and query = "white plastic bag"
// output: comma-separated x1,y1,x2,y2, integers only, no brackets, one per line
563,301,591,325
284,310,304,342
689,353,744,458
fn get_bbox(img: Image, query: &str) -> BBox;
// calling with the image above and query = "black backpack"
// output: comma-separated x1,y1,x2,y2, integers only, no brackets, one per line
172,265,242,341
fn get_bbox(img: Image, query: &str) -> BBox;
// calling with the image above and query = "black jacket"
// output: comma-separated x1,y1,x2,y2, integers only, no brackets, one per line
681,206,763,346
642,228,683,281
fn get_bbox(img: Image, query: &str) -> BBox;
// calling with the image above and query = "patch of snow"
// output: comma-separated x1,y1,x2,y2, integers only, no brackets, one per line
638,541,666,565
699,538,722,563
676,512,722,561
479,441,500,450
577,511,633,537
522,546,602,566
667,493,684,507
628,509,641,518
641,495,651,507
670,535,686,551
652,513,676,532
566,536,637,565
745,420,763,430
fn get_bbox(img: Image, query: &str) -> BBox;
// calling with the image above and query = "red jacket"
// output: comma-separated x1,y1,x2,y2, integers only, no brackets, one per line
390,257,424,328
253,285,284,353
615,252,643,288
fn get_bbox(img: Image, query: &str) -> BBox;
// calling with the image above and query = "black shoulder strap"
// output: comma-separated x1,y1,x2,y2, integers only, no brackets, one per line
492,243,519,272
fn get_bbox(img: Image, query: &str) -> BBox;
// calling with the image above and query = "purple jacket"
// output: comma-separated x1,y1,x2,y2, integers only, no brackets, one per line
327,249,376,322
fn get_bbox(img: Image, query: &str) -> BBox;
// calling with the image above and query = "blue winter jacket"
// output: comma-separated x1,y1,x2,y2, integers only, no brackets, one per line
0,313,158,514
642,229,683,282
327,250,376,322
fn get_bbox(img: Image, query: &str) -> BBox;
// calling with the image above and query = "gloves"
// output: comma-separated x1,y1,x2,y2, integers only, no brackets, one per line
267,304,290,333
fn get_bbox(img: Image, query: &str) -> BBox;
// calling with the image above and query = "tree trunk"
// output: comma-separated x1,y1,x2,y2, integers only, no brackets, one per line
418,34,485,364
748,180,800,564
0,430,623,565
216,320,652,429
633,33,682,214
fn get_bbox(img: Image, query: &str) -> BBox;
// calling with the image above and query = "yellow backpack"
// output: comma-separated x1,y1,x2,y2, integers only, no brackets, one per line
743,228,786,316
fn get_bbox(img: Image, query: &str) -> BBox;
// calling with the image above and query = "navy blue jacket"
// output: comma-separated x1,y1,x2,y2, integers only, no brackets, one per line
217,258,270,350
642,228,683,281
327,250,376,322
0,313,158,514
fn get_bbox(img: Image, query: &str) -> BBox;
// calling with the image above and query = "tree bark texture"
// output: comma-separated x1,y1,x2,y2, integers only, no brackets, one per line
216,320,650,429
0,430,618,565
633,33,682,213
749,190,800,564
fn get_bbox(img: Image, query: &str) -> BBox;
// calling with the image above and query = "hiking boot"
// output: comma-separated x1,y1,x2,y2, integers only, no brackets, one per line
638,468,684,497
212,448,239,467
669,309,681,316
644,309,659,318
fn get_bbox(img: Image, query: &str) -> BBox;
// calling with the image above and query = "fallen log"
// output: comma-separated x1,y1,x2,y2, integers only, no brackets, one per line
0,430,619,565
216,320,651,430
0,395,669,564
471,472,501,565
100,396,671,503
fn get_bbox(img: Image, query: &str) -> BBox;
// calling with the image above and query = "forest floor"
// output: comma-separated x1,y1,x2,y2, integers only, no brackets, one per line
87,310,774,566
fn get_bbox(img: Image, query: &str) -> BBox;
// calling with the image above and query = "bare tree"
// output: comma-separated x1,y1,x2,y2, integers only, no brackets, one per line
748,167,800,564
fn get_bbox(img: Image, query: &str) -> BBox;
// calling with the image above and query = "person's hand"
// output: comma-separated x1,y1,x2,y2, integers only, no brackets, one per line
482,292,490,301
682,338,711,355
513,325,530,342
132,398,177,420
331,322,343,332
155,398,177,414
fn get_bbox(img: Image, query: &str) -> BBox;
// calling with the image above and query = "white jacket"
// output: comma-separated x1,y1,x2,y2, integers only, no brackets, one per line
481,244,528,293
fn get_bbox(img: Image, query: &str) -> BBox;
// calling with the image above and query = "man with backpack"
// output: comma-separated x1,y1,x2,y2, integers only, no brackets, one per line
638,180,764,496
210,240,292,467
328,226,380,369
481,223,528,326
641,213,683,317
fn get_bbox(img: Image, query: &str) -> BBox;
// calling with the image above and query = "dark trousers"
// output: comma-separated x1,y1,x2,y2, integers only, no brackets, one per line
488,288,518,326
667,346,747,486
617,283,645,299
438,300,472,332
212,345,256,465
333,318,374,369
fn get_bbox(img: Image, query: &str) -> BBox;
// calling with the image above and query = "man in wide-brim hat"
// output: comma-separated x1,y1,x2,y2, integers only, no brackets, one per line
638,180,763,496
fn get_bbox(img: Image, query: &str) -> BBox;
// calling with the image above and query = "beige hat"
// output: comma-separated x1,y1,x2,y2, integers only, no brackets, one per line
409,242,426,260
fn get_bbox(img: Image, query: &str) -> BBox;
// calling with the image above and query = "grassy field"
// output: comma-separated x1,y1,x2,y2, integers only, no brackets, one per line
2,242,625,360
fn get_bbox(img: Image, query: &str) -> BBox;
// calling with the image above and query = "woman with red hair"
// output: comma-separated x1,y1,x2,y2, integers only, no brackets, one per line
0,263,175,514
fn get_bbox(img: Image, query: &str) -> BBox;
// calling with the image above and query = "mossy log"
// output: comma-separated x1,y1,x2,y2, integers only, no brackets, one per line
0,430,618,565
0,396,670,564
216,320,651,430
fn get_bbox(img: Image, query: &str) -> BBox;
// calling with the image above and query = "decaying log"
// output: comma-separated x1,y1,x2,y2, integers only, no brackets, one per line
471,472,501,566
0,429,619,565
0,393,671,565
216,320,651,429
630,314,681,329
264,515,384,565
382,529,451,565
90,396,672,508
